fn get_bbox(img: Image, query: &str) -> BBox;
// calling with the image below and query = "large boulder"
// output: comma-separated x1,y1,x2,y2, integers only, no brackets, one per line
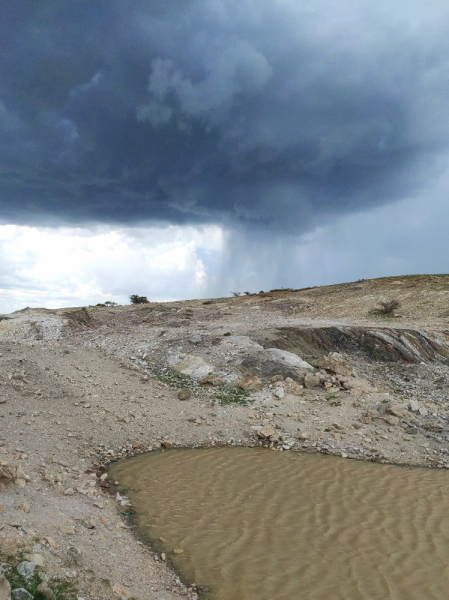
239,349,311,383
263,349,312,369
174,356,214,378
313,354,353,377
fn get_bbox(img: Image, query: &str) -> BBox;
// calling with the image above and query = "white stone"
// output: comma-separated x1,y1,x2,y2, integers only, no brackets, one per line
263,349,312,369
273,387,285,399
174,356,214,378
409,399,420,412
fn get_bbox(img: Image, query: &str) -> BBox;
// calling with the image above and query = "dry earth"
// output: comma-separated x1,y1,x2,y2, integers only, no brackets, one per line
1,274,449,599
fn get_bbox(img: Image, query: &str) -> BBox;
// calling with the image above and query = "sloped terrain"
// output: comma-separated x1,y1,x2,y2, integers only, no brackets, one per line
1,274,449,599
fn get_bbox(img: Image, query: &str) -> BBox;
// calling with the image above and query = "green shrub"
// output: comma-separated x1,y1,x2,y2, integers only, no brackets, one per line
129,295,149,304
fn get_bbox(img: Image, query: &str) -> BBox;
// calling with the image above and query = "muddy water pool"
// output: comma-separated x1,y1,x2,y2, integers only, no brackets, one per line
110,448,449,600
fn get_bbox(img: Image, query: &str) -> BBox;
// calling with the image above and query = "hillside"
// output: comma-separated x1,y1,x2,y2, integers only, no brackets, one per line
1,274,449,600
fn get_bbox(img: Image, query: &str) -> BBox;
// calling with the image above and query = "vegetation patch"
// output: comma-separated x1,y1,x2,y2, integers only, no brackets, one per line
147,366,194,389
0,550,77,600
215,386,252,405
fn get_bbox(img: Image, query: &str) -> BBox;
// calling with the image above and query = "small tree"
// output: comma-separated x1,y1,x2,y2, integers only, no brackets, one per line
104,301,118,307
231,291,241,297
130,294,149,304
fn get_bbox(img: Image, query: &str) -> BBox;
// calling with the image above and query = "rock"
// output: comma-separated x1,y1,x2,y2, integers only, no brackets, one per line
273,387,285,399
19,502,30,513
263,349,312,369
238,376,262,391
112,583,132,599
359,416,372,424
161,440,173,449
64,488,74,496
0,575,11,600
298,432,310,440
409,399,420,412
387,403,405,417
257,423,276,439
59,524,76,535
16,562,35,578
384,415,399,426
424,421,444,431
270,375,284,383
173,549,183,554
23,554,43,567
35,583,54,600
285,379,303,396
82,516,96,529
177,389,191,401
304,373,321,389
12,465,27,485
67,547,82,566
313,355,353,377
198,374,224,387
11,589,33,600
406,427,418,435
0,467,12,482
100,473,108,481
188,334,202,345
366,409,381,419
44,537,59,550
0,399,6,404
174,356,213,378
418,406,428,417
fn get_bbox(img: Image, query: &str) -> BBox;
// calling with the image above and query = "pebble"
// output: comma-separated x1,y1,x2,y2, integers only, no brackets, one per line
178,389,192,401
409,399,420,412
82,516,96,529
59,524,76,535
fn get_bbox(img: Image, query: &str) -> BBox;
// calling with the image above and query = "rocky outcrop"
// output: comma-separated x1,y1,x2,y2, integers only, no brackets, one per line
264,326,449,363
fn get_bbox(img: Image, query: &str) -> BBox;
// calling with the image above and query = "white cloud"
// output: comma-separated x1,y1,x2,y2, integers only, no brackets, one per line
0,224,223,313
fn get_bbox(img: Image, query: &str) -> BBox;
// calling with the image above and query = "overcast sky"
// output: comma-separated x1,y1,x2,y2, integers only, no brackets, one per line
1,0,448,312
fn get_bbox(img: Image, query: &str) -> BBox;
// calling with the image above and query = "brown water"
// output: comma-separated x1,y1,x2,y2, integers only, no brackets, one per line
110,448,449,600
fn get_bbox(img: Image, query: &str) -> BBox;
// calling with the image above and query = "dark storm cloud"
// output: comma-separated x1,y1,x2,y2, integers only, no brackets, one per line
1,0,449,230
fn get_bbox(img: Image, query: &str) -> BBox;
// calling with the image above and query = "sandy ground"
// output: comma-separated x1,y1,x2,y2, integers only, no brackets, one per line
1,274,449,599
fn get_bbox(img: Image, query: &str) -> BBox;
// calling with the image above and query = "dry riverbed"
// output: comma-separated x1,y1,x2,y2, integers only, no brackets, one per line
1,275,449,599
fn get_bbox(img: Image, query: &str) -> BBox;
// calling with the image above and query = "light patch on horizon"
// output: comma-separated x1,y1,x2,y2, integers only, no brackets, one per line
0,224,223,313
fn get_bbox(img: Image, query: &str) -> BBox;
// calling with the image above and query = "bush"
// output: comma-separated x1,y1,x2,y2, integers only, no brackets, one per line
373,299,401,315
231,291,241,297
130,294,149,304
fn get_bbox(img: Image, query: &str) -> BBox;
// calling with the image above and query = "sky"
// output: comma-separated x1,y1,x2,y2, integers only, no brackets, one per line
1,0,448,312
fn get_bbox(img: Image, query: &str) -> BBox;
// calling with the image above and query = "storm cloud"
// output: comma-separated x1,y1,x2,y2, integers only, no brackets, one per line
2,0,449,231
